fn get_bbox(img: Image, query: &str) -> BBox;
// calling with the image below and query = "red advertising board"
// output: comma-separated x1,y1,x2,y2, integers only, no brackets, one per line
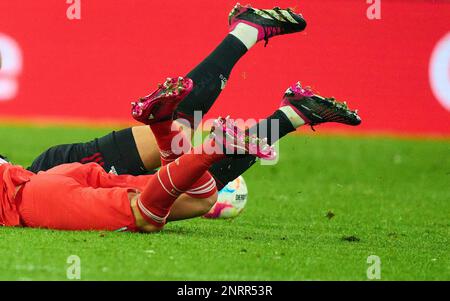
0,0,449,135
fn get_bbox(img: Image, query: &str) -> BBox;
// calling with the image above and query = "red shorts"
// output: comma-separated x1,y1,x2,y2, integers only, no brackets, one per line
15,163,151,232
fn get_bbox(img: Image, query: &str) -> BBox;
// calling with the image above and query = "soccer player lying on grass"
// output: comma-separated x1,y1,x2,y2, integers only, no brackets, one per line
23,79,361,224
0,85,271,232
0,4,361,229
0,77,360,232
2,4,361,224
24,3,311,221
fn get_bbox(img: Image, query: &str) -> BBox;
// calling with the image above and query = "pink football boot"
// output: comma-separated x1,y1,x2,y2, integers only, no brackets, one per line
209,116,276,160
228,3,307,46
280,82,361,129
131,77,193,125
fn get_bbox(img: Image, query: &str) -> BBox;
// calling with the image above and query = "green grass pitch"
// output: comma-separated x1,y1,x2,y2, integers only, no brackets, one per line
0,124,449,280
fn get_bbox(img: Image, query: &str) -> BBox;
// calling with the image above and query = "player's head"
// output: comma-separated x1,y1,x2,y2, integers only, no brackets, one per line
0,154,10,165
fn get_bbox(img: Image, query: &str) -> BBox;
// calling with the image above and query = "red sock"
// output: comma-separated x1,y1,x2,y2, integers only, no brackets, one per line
186,171,217,199
137,146,224,227
150,120,191,166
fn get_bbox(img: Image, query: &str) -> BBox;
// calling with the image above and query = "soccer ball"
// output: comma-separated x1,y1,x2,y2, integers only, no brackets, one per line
204,176,248,219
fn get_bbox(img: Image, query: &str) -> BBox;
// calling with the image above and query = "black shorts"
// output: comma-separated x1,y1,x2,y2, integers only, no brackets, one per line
27,128,149,176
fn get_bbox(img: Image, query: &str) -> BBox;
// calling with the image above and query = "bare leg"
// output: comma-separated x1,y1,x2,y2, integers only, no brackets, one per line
132,126,160,171
132,121,192,171
166,192,218,222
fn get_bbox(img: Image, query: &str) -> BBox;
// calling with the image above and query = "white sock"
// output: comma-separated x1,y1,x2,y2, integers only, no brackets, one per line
279,106,306,128
229,23,259,50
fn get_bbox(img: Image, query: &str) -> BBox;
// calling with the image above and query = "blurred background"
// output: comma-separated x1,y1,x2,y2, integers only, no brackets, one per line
0,0,449,136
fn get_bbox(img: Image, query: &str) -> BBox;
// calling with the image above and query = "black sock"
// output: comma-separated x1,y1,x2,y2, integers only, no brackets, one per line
175,35,247,129
209,110,296,190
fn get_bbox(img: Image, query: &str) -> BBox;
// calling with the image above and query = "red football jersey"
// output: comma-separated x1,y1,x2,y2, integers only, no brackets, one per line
0,164,34,226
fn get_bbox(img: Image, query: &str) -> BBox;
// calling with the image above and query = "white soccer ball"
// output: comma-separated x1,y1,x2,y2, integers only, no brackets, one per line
204,176,248,219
